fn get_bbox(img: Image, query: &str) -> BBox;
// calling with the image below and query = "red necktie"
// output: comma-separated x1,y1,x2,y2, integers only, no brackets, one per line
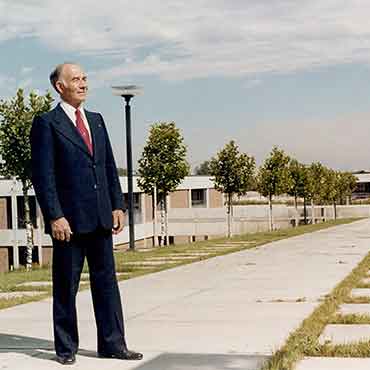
75,109,93,155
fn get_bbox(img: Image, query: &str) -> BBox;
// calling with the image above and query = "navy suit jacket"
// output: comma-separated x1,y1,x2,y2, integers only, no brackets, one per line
30,104,124,235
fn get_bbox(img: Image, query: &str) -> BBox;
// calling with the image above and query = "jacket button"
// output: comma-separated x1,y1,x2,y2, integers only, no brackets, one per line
94,184,97,189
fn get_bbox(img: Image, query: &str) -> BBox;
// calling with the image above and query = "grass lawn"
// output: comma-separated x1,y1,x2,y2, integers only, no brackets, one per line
0,217,362,312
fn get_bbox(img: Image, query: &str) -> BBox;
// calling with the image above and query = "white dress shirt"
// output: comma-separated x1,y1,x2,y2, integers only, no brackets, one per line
60,100,92,141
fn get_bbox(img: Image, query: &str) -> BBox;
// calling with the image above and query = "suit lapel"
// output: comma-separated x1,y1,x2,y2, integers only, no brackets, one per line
53,104,94,158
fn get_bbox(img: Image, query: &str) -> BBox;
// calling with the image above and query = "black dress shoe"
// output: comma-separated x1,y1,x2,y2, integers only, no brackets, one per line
56,354,76,365
98,349,143,360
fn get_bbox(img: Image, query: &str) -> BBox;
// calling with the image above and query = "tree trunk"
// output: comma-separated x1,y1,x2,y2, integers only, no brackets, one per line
311,199,316,224
164,194,169,246
22,184,33,271
152,187,158,247
333,201,337,220
230,193,233,238
268,194,273,231
159,194,165,246
227,193,232,238
294,194,298,210
303,197,307,225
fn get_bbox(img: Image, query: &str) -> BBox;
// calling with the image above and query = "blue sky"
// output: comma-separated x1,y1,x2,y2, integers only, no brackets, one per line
1,0,370,171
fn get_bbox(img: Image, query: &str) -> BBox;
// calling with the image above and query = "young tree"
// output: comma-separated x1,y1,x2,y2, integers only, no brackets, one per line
321,168,340,220
287,159,305,210
0,89,53,270
194,160,211,175
209,140,255,238
257,146,291,231
297,165,313,224
337,172,358,205
308,162,326,224
287,159,315,226
137,122,189,245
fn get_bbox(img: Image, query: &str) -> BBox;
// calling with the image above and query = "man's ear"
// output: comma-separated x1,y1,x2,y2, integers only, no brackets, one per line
55,81,64,95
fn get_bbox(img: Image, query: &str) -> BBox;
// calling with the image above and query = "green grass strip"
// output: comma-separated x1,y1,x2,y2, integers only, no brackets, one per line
312,341,370,357
261,235,370,370
330,314,370,325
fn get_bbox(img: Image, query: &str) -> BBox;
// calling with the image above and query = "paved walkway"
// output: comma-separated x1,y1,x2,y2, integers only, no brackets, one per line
1,219,370,369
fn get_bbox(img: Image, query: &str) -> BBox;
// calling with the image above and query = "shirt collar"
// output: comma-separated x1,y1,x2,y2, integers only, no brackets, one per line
60,100,84,116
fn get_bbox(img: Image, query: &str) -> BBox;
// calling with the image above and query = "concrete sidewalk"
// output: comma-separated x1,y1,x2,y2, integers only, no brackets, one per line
1,219,370,369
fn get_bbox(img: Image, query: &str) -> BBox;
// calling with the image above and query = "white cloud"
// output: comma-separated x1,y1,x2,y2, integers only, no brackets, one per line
184,110,370,172
2,0,370,82
20,67,34,75
243,78,262,89
235,111,370,171
0,75,15,91
17,77,33,89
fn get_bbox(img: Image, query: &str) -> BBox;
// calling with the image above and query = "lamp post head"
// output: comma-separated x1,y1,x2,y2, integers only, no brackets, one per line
111,85,143,101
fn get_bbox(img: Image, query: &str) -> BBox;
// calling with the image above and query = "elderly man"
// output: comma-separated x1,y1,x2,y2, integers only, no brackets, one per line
30,63,142,365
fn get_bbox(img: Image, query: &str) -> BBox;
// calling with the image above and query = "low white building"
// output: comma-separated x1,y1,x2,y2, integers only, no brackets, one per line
0,176,224,272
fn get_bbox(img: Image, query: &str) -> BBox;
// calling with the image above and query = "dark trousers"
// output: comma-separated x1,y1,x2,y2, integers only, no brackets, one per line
52,227,127,357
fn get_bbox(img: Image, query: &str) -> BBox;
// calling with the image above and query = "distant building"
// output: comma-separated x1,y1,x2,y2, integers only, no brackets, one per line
1,171,367,273
352,172,370,199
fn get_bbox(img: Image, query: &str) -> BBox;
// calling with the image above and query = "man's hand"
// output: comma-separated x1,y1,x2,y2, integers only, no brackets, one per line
112,209,125,235
50,217,73,242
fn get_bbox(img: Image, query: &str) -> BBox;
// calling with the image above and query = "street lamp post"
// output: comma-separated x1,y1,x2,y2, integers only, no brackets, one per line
112,85,143,250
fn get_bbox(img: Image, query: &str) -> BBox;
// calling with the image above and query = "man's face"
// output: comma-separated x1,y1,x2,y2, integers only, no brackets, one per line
56,64,88,107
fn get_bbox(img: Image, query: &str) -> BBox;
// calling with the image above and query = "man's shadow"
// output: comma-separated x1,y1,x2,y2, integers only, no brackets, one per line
0,333,96,362
0,333,271,369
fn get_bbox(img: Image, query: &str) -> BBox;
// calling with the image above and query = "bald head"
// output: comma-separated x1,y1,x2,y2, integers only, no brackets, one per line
50,63,88,108
50,63,75,91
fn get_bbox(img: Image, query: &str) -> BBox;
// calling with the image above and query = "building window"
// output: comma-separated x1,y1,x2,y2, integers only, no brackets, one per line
0,196,11,229
122,192,142,224
122,192,140,211
191,189,207,208
17,196,37,229
353,182,370,199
